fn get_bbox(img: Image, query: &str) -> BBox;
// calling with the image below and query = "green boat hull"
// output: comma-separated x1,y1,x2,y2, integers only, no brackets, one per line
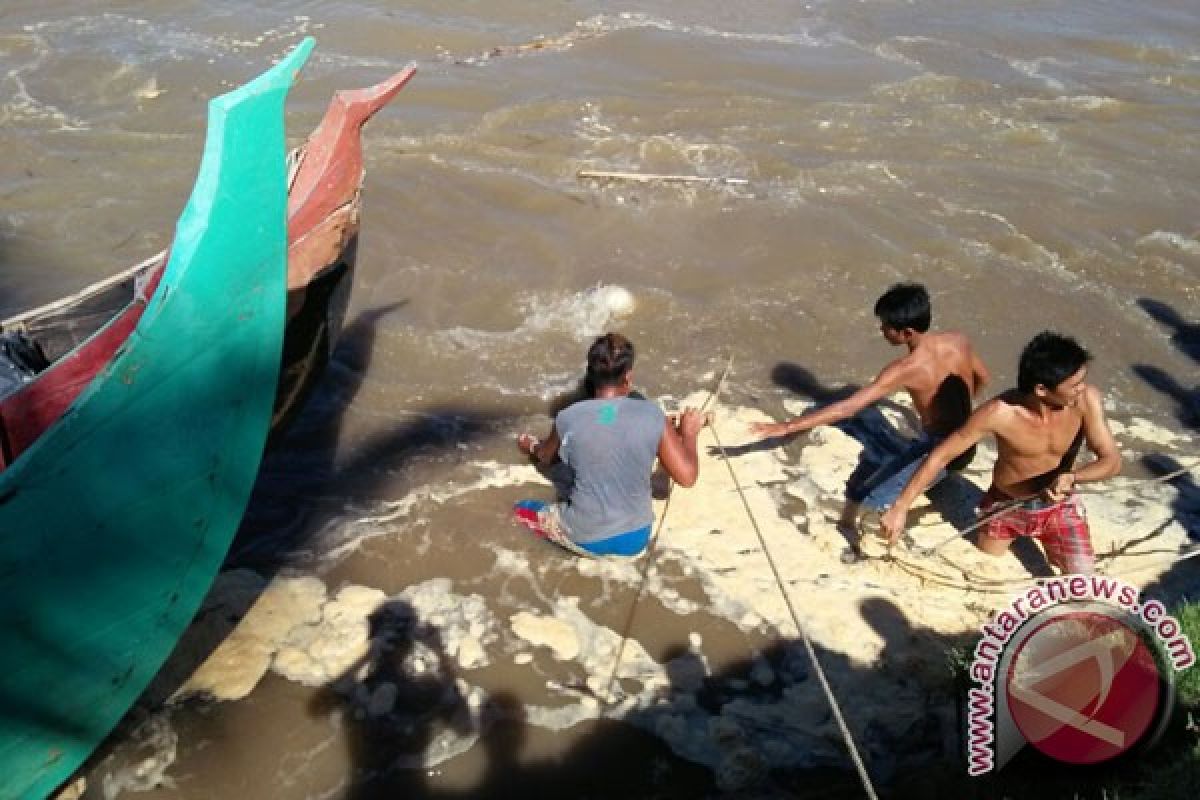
0,39,314,799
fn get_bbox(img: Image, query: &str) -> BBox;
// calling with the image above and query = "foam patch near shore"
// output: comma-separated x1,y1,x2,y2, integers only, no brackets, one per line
162,395,1196,788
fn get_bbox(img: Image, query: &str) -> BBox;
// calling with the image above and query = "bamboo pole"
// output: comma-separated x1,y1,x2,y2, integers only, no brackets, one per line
577,170,749,186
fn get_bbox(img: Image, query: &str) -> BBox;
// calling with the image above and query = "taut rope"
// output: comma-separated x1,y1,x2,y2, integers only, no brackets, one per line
708,414,880,799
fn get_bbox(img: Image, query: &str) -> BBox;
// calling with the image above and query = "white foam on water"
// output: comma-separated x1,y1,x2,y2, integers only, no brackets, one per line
2,13,320,130
449,11,833,67
319,461,546,565
144,394,1200,787
579,12,830,47
1009,57,1069,91
871,42,924,71
1136,231,1200,258
98,711,178,799
0,32,87,129
937,201,1071,276
433,284,636,353
21,12,317,60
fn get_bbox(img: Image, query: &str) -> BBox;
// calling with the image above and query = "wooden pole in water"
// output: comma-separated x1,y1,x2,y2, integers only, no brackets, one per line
577,170,749,186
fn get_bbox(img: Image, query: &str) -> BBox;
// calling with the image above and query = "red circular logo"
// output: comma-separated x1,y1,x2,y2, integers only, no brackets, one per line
1005,611,1161,765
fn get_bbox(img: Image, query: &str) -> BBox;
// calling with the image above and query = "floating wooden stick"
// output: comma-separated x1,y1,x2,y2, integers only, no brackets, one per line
577,169,749,186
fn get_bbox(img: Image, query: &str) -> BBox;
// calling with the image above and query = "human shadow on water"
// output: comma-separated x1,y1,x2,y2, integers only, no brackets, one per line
712,362,914,468
1135,297,1199,430
1138,297,1200,363
311,599,473,798
1131,298,1200,596
547,373,592,417
320,598,980,798
1132,364,1199,430
614,598,964,798
322,617,717,798
1137,453,1200,601
137,306,506,706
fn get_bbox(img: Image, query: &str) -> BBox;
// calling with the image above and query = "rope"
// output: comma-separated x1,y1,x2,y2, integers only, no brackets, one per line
917,456,1200,557
709,421,880,800
882,511,1198,595
602,355,734,702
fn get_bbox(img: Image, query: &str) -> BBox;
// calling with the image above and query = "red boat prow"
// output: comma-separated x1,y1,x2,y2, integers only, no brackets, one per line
0,65,416,469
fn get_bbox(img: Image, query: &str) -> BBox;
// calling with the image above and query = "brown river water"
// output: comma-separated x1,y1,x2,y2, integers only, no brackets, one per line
2,1,1198,798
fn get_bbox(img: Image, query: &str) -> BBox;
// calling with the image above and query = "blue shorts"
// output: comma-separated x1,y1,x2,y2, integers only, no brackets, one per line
846,432,974,511
513,500,652,556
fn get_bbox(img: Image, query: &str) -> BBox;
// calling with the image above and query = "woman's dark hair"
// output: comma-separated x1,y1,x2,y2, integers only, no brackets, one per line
586,333,635,389
1018,331,1091,394
874,283,931,333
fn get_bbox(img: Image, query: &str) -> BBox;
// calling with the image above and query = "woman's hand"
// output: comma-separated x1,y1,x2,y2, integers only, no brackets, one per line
516,433,540,456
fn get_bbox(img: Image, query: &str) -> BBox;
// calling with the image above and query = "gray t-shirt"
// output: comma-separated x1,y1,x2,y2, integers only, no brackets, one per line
555,396,665,543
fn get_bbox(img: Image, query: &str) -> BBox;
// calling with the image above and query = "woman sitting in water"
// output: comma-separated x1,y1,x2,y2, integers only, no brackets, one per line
514,332,705,557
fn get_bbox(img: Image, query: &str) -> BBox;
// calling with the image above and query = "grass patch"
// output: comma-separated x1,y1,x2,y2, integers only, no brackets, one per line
1172,601,1200,707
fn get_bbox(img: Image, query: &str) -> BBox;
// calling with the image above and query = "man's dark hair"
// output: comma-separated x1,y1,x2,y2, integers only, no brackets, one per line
1018,331,1091,394
874,283,931,333
586,333,635,389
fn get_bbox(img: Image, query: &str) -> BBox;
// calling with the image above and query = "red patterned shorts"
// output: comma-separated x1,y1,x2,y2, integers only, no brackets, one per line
979,487,1095,574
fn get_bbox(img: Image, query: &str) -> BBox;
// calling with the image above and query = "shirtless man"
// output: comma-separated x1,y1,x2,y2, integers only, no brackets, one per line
751,283,990,526
880,332,1121,574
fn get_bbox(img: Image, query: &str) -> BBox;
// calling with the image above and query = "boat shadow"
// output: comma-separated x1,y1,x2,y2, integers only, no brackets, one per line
134,302,504,705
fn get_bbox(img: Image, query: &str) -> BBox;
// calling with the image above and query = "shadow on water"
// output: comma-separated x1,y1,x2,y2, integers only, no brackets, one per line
1134,296,1199,433
311,599,474,798
233,299,505,575
547,373,592,417
320,597,969,798
304,555,1184,800
312,598,715,799
1138,298,1200,363
1128,297,1200,600
101,303,507,737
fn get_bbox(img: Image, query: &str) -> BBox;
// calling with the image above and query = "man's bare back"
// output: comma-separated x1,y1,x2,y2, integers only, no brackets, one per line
893,331,986,435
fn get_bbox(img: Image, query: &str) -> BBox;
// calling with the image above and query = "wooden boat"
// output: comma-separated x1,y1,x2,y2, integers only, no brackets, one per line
0,41,305,800
0,58,417,468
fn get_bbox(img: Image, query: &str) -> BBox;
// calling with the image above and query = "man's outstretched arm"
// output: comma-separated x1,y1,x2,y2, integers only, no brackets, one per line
879,403,997,543
749,361,910,440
